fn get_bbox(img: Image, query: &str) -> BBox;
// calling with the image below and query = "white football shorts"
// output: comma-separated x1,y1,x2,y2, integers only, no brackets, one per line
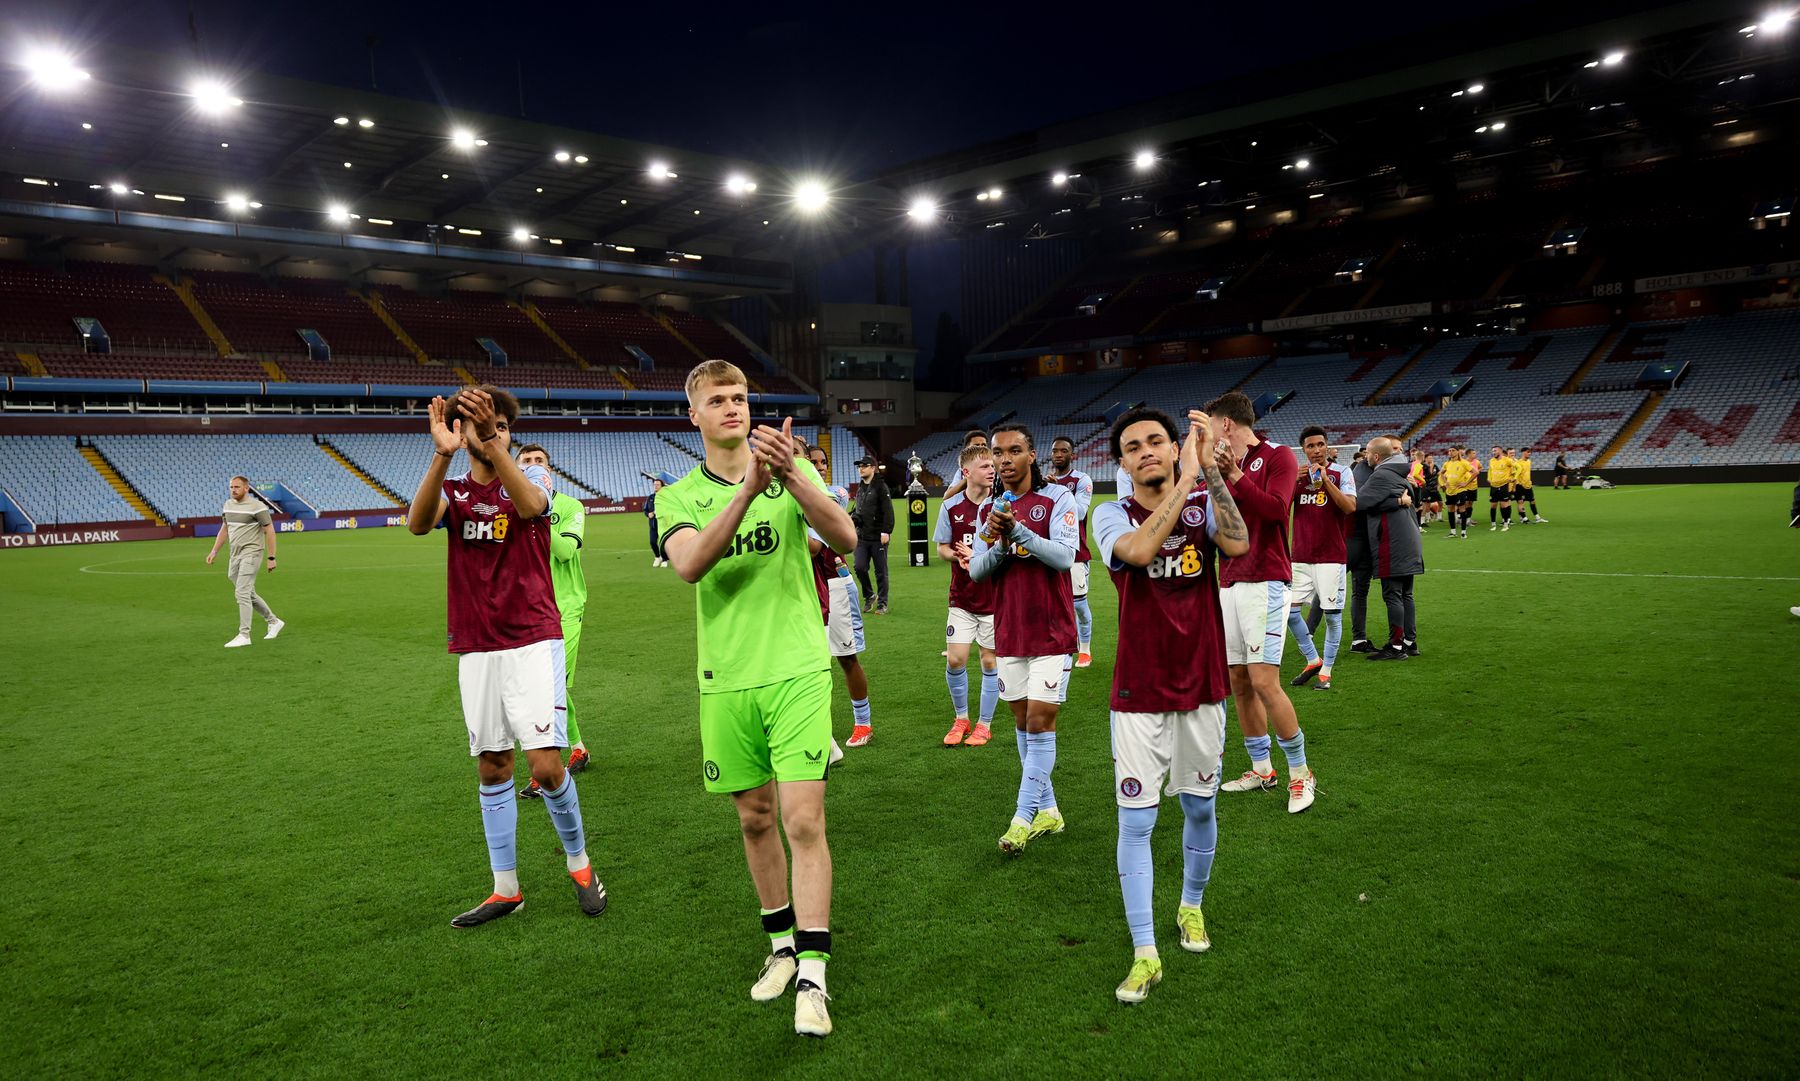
1289,562,1347,612
1221,579,1289,666
458,638,566,755
996,654,1072,704
1110,703,1229,807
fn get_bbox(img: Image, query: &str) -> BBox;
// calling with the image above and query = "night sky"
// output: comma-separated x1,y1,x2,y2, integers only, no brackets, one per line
9,0,1637,365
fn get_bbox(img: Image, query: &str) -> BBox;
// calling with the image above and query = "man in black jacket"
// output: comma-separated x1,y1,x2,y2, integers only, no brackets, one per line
853,457,894,614
1357,436,1425,660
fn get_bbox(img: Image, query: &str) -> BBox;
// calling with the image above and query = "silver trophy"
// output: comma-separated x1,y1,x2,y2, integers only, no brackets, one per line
906,451,927,495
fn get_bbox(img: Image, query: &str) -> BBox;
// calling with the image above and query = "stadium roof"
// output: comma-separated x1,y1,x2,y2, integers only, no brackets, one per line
0,45,897,277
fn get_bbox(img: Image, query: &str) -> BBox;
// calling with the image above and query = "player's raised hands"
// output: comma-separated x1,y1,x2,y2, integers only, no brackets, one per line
984,499,1016,540
428,396,463,456
750,417,800,480
452,388,499,443
952,540,974,569
1184,410,1213,481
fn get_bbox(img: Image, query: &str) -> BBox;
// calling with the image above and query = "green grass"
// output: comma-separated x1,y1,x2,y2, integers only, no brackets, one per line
2,483,1796,1078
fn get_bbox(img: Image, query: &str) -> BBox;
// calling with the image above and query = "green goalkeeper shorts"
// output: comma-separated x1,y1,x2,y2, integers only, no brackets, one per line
698,668,834,793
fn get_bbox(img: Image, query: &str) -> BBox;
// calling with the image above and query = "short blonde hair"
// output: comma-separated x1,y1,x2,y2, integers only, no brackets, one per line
959,444,993,469
685,359,748,401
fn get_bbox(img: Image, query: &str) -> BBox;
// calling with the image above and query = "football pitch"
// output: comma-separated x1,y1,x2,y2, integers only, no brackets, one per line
2,482,1796,1078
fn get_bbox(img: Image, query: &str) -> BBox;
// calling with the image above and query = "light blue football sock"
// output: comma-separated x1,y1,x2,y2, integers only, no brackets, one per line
1322,611,1343,671
1276,730,1307,773
1014,731,1057,821
851,697,871,727
540,774,587,860
479,780,518,873
1244,734,1273,772
979,666,999,724
1074,595,1093,646
946,665,970,717
1287,608,1320,664
1117,804,1159,949
1178,793,1217,908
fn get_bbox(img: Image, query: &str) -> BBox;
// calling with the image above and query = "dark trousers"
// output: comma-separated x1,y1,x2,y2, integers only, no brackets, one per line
1349,566,1373,641
647,515,661,559
1379,575,1416,643
854,539,889,607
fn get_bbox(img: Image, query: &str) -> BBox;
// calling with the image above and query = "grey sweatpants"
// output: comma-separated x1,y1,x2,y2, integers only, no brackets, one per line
228,550,276,636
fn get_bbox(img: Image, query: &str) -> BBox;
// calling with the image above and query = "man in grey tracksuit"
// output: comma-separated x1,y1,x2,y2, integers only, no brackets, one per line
205,475,284,648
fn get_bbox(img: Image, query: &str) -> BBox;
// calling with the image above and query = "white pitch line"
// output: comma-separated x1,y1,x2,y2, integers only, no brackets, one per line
1436,567,1800,583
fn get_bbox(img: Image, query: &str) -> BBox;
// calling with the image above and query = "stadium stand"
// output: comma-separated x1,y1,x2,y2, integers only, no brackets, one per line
374,289,565,366
186,272,410,360
36,351,271,381
530,298,689,369
1600,309,1800,468
89,435,395,520
0,436,139,525
279,358,463,385
0,261,212,352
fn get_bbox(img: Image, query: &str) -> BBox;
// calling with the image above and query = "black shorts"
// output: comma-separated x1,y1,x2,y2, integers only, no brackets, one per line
1517,486,1533,501
1490,485,1511,503
1422,486,1441,502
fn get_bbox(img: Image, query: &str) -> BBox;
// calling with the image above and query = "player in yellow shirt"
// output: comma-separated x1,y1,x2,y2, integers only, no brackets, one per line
1514,447,1547,524
1440,448,1474,538
1487,445,1515,531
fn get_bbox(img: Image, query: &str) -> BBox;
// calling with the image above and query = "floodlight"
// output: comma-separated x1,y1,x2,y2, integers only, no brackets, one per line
795,180,829,212
24,49,89,92
190,79,243,114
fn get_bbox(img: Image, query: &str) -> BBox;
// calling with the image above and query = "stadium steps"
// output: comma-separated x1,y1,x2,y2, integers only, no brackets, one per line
612,367,637,390
1059,370,1142,422
1226,357,1277,395
77,443,165,524
513,301,590,368
316,438,405,506
1591,391,1665,468
1401,403,1444,440
651,310,711,362
15,351,47,377
156,274,235,357
357,290,433,364
660,434,702,461
1367,342,1432,405
550,465,602,498
260,359,288,382
1481,261,1519,300
971,265,1083,353
1560,323,1626,393
453,366,477,385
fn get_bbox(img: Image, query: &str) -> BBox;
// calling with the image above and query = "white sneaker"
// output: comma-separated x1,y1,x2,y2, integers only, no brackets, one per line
1221,769,1277,793
751,953,797,1002
264,618,285,640
1490,523,1497,531
1502,521,1510,532
1287,769,1317,814
828,738,844,767
1790,606,1800,618
794,986,832,1037
224,634,252,648
651,557,660,567
1535,516,1548,523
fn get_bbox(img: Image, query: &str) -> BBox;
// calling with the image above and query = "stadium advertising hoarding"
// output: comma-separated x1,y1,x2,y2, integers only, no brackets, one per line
1,525,180,547
1262,302,1434,332
1634,260,1800,292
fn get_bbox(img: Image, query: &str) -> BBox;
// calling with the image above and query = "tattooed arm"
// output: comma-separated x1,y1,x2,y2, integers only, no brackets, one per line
1203,460,1250,557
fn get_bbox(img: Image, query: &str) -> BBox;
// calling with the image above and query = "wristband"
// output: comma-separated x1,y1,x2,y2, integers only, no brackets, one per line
435,449,454,459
